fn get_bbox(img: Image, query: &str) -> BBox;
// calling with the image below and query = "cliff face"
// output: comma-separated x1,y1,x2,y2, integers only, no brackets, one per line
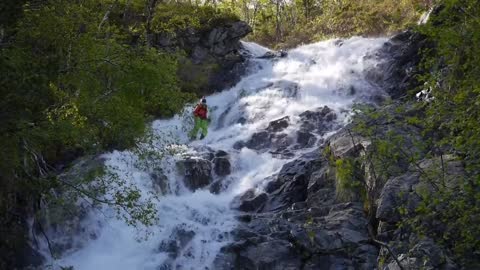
210,31,463,269
151,20,252,95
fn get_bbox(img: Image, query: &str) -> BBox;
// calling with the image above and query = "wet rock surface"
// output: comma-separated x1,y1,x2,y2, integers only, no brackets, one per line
267,116,290,132
234,106,337,159
213,156,231,177
150,168,169,194
217,147,379,269
177,158,213,191
257,50,288,59
366,30,428,99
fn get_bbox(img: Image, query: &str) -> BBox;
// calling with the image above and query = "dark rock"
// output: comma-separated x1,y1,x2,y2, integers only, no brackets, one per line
258,50,288,59
240,240,301,270
237,117,247,125
263,174,308,212
264,175,282,193
307,166,332,194
262,157,321,211
213,157,231,176
232,189,268,212
150,168,169,194
157,228,195,258
176,158,212,191
15,243,45,269
409,238,449,268
334,39,344,47
152,19,252,94
245,131,271,150
233,140,245,150
277,157,319,185
367,30,429,99
296,130,316,148
267,116,290,132
271,133,294,150
327,128,368,159
299,106,337,134
216,240,301,270
209,180,223,194
273,80,299,98
258,51,277,59
215,150,229,157
376,173,420,223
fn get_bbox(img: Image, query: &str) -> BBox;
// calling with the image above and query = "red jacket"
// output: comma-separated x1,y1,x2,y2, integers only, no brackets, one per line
193,104,208,119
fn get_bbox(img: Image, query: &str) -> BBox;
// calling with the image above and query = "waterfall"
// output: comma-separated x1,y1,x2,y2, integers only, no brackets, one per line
43,36,388,270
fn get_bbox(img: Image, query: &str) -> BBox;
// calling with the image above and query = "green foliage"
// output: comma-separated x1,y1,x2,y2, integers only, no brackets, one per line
177,56,221,95
151,3,239,33
402,177,480,267
232,0,429,48
403,1,480,266
0,0,200,265
419,0,480,173
334,157,365,202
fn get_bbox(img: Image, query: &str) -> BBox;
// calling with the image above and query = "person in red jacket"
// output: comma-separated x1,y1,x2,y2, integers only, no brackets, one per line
189,98,209,140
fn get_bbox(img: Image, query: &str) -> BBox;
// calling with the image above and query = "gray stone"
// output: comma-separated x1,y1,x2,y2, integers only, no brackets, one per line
176,158,212,191
296,130,316,148
245,131,271,150
328,129,368,159
150,168,169,194
157,228,195,258
213,157,231,176
215,150,229,157
299,106,337,135
273,80,299,98
366,30,427,99
376,173,420,223
233,140,245,150
232,189,268,212
267,116,290,132
258,50,288,59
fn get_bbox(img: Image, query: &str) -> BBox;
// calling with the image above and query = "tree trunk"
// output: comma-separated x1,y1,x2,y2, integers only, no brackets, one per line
275,0,281,42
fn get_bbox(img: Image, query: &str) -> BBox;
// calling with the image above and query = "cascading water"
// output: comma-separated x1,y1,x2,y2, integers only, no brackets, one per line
43,37,388,270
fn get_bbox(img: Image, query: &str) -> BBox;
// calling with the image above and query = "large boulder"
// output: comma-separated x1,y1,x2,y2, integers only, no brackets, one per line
176,158,212,191
376,172,421,223
327,128,369,159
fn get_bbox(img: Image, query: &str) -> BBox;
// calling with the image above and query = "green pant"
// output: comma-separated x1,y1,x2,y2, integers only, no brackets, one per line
189,117,208,139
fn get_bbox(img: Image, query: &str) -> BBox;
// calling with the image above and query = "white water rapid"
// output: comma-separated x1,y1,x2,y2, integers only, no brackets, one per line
45,37,388,270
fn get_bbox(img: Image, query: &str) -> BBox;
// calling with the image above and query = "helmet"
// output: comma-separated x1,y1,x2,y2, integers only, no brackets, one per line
201,98,207,104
